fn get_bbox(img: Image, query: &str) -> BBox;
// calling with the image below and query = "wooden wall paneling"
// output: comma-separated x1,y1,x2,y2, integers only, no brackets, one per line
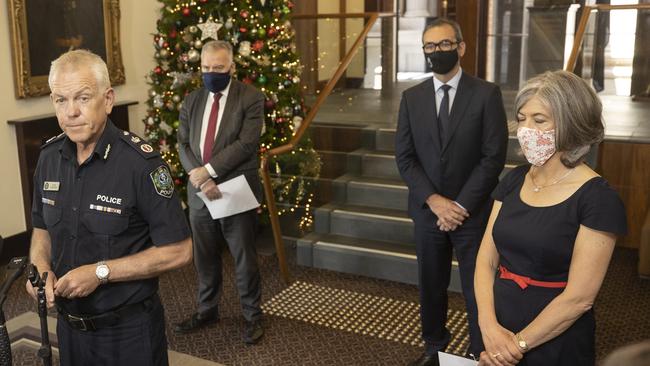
598,141,650,248
292,0,318,94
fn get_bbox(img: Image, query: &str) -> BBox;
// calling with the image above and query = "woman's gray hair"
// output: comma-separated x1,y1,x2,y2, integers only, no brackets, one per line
515,70,604,168
49,49,110,91
201,40,233,60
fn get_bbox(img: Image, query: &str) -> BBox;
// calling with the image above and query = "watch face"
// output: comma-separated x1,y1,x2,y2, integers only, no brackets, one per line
97,265,109,278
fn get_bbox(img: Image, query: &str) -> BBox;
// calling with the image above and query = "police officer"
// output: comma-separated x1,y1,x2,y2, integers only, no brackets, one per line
26,49,192,366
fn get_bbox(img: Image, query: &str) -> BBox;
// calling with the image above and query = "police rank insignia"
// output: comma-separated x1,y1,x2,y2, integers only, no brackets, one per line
141,144,154,153
150,165,174,198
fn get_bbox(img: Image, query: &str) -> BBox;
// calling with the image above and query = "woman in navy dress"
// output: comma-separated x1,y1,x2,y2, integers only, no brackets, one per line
474,70,627,366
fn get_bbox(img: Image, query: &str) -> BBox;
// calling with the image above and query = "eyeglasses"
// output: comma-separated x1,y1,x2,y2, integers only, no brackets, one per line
422,40,459,53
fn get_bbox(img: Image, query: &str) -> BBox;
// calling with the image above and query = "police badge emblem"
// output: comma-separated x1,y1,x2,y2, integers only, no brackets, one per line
150,165,174,198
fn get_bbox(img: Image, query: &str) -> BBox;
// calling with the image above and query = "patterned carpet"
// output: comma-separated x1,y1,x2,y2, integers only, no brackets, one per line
3,245,649,365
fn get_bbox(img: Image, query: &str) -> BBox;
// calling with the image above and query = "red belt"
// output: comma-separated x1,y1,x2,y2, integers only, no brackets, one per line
498,265,567,289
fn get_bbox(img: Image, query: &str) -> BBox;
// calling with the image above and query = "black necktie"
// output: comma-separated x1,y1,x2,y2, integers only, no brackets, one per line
438,84,451,145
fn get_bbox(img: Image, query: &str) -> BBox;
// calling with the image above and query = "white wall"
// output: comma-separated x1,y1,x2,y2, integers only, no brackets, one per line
0,1,159,237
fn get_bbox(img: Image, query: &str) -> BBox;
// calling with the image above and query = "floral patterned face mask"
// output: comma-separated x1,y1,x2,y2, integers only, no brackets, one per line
517,126,556,166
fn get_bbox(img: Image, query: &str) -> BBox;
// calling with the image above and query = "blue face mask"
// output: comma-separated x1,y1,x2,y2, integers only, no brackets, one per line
202,72,231,93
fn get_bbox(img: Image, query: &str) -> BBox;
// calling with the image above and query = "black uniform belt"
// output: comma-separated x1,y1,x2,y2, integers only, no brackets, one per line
57,295,155,331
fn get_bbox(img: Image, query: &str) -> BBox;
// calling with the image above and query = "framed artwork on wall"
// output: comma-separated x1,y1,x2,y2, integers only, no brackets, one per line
7,0,125,98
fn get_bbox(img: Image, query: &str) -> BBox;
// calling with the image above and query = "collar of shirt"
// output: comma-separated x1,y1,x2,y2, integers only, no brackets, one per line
208,78,232,101
59,119,120,163
433,67,462,93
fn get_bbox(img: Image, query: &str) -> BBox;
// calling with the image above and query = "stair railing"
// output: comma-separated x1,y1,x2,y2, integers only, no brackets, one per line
261,12,396,284
565,3,650,72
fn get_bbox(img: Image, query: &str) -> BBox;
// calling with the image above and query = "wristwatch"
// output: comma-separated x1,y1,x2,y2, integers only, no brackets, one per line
515,333,529,352
95,261,110,285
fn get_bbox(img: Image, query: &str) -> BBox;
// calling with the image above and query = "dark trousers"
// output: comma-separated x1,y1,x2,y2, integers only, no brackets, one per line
415,219,485,357
57,294,168,366
189,207,262,322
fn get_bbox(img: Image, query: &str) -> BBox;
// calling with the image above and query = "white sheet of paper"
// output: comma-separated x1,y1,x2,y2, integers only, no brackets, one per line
196,175,260,219
438,352,478,366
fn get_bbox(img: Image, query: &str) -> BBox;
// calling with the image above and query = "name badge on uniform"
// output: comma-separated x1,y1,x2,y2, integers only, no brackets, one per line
43,181,60,191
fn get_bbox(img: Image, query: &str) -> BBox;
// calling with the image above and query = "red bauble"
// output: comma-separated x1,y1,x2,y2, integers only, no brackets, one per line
267,27,277,38
276,117,285,123
199,0,208,3
168,29,177,38
154,66,162,74
174,178,182,185
182,7,191,16
239,27,248,33
265,99,275,109
288,1,295,8
240,10,249,18
252,40,264,52
162,41,169,48
243,77,253,84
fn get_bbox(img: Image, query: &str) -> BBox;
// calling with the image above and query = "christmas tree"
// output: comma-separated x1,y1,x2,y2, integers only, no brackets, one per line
144,0,320,229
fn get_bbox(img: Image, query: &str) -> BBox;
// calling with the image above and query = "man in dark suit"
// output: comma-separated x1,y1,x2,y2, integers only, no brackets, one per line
175,40,266,344
395,19,508,366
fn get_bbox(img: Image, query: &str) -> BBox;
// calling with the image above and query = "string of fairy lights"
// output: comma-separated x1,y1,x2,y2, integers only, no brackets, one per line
144,0,320,229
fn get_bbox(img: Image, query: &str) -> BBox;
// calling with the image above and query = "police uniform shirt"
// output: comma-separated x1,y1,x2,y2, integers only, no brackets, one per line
32,120,191,315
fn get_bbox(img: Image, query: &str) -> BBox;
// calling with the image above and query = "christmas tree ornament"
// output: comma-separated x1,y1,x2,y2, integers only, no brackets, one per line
182,7,191,16
267,27,277,38
153,95,164,108
188,49,201,62
194,39,203,49
257,75,267,84
239,27,248,33
240,10,249,18
198,18,223,41
292,116,303,131
188,25,198,34
258,28,266,37
252,40,264,52
154,66,162,74
238,41,252,57
225,19,233,29
172,94,181,103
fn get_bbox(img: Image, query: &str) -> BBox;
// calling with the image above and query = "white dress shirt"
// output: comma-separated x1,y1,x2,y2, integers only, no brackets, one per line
433,67,462,116
199,80,231,177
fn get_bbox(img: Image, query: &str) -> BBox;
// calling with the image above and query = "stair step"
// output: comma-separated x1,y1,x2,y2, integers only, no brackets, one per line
348,149,401,180
330,174,408,210
297,233,462,290
315,204,413,244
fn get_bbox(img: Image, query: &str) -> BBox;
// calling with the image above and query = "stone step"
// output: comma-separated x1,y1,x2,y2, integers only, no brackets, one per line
335,175,408,211
314,204,413,244
347,149,401,180
297,232,462,290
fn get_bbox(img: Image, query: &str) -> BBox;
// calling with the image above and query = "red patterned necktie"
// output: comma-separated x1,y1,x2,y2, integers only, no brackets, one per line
202,93,222,164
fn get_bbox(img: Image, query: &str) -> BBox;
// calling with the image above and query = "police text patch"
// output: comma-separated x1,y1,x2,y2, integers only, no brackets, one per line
150,165,174,198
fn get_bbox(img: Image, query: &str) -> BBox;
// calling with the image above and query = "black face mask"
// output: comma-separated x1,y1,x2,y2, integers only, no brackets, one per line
425,49,459,75
202,72,231,93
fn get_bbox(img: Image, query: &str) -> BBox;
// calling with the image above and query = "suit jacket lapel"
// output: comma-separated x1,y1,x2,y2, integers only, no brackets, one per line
442,72,474,153
422,79,442,152
213,80,239,152
192,88,210,160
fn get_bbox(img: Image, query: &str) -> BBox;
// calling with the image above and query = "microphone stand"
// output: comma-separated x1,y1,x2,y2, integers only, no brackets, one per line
0,257,28,366
27,264,52,366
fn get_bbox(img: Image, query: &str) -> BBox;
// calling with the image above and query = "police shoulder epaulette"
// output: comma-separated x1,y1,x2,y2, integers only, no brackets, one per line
40,133,65,149
119,130,159,159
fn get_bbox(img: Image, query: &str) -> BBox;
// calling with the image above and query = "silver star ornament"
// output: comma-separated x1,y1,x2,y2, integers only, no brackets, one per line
198,18,223,41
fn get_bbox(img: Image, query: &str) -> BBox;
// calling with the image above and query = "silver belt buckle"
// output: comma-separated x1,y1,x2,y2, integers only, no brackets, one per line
68,314,90,331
